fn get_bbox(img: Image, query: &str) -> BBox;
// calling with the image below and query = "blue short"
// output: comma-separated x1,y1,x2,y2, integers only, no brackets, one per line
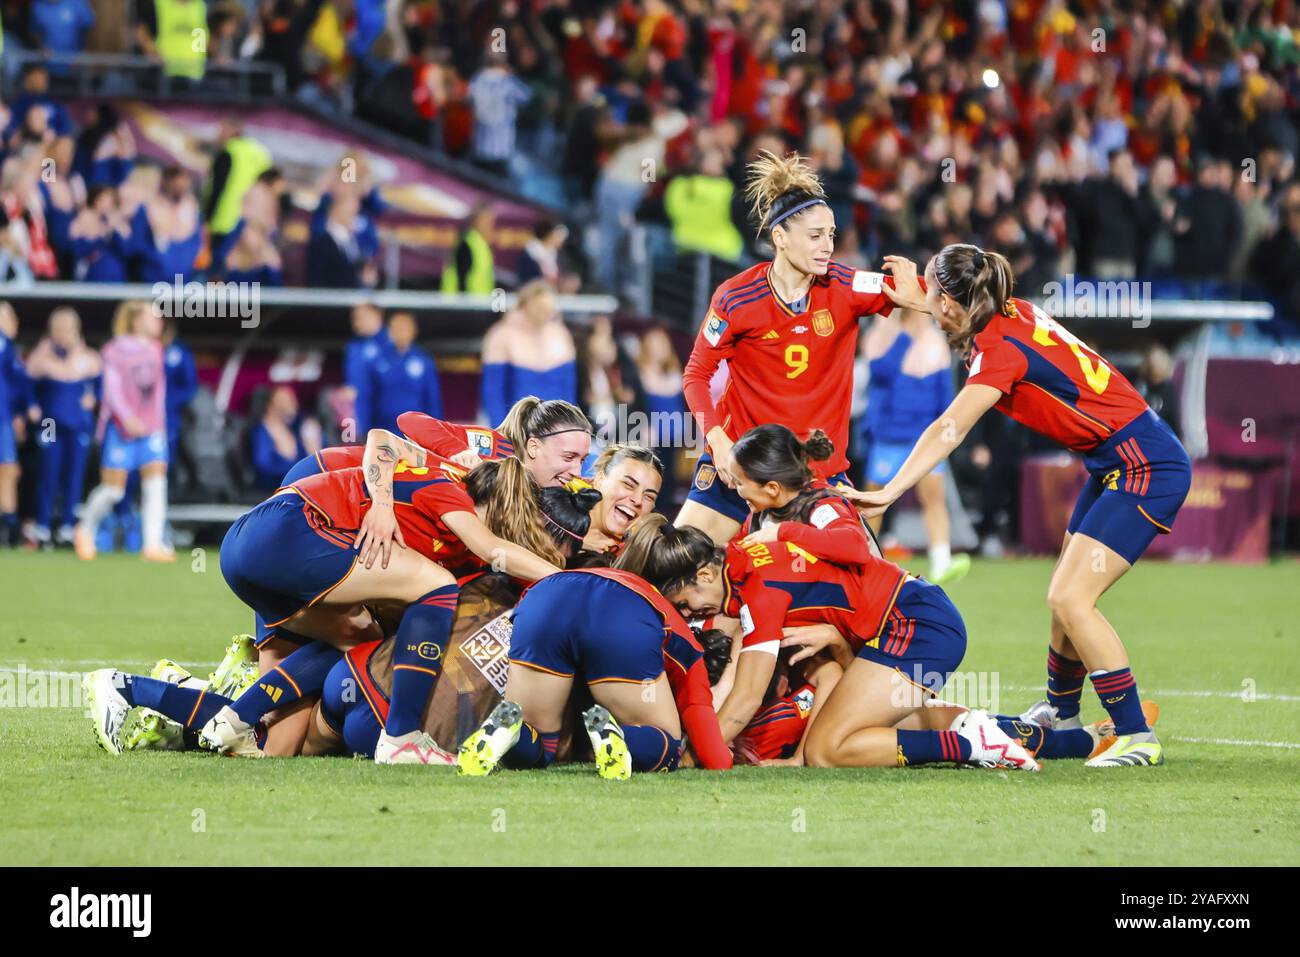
281,450,328,486
509,573,665,684
685,451,854,523
866,440,944,487
220,494,357,630
1067,409,1191,565
102,422,168,471
0,416,15,465
856,578,967,696
321,653,383,757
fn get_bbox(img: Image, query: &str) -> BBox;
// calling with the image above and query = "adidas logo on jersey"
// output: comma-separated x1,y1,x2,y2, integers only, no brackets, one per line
762,330,779,340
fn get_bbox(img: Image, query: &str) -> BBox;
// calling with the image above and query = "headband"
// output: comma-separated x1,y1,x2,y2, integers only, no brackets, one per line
768,197,827,230
541,509,586,542
534,427,591,439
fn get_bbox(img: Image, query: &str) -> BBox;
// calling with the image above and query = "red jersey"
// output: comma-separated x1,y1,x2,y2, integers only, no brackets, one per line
289,458,481,572
966,298,1149,452
683,260,907,477
396,412,515,462
312,446,365,473
739,493,877,566
568,567,732,770
723,537,906,654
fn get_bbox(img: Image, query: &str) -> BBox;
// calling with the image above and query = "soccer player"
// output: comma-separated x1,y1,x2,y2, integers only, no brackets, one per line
842,246,1190,768
456,565,734,778
678,149,912,545
578,443,663,557
204,428,575,765
74,301,173,562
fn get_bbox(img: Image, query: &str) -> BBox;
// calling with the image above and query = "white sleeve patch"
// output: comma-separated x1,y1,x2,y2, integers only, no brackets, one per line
741,640,780,657
702,310,728,347
738,604,755,637
969,351,984,377
852,270,884,294
810,502,838,529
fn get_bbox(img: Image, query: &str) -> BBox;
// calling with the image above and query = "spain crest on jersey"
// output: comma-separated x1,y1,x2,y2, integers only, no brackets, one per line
695,463,717,490
812,309,834,337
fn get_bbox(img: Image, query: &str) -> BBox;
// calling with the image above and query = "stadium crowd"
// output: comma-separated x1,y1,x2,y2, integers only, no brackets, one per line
1,2,1300,312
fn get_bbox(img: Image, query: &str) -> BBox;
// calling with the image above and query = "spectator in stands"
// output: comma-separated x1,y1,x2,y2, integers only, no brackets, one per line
0,301,25,546
341,301,391,438
68,184,132,282
312,154,386,264
1135,344,1181,439
466,50,532,177
369,310,442,434
1140,156,1180,277
73,103,136,189
576,313,641,447
479,279,577,427
136,0,209,84
25,306,99,547
75,300,173,563
306,185,377,288
636,324,685,505
663,147,744,262
132,165,203,284
1071,149,1148,280
560,74,607,205
162,318,197,481
1251,182,1300,316
204,117,272,254
440,200,496,295
216,167,286,285
1175,156,1244,284
249,384,320,491
1,148,59,280
38,135,82,275
516,219,567,288
3,65,72,141
28,0,96,75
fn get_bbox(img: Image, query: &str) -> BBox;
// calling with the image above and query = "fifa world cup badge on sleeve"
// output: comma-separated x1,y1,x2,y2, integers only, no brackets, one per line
703,310,728,346
467,429,494,458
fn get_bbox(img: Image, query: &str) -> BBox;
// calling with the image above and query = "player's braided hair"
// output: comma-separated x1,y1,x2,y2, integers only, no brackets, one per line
497,396,593,457
744,149,827,235
932,243,1015,358
614,513,722,597
732,424,838,523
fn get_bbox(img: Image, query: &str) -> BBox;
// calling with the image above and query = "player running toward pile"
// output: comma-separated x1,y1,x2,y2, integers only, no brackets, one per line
842,246,1188,768
456,566,734,779
678,150,911,545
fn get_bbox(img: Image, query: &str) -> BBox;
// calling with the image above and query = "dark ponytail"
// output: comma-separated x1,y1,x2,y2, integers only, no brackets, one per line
730,424,838,523
538,479,603,556
614,514,722,596
931,243,1015,358
696,628,733,685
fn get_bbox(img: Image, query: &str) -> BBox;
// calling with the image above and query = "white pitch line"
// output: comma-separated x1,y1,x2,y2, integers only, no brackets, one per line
1170,736,1300,750
1001,683,1300,703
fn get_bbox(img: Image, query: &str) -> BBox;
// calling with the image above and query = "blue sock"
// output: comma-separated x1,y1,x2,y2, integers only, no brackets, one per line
231,641,341,726
896,729,971,766
1046,646,1086,720
502,722,559,769
622,724,682,772
996,716,1096,759
387,584,458,736
1,512,17,540
119,674,230,729
1091,667,1148,735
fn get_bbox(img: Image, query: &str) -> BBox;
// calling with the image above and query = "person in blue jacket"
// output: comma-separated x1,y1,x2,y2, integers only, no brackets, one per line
0,302,29,547
162,319,197,464
861,310,968,584
249,385,320,492
368,311,442,434
25,307,101,545
342,302,392,439
479,280,577,427
69,185,132,282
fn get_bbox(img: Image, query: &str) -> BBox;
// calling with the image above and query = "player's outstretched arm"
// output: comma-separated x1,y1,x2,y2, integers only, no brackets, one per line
440,509,562,583
842,383,1001,518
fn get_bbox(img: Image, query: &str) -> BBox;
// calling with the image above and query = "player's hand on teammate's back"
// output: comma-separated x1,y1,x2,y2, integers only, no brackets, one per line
738,522,782,549
880,255,926,310
355,501,406,569
839,486,894,520
781,623,846,665
450,449,483,470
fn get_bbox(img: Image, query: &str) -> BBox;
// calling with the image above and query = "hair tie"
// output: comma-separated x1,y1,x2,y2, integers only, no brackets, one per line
564,477,594,494
973,249,987,270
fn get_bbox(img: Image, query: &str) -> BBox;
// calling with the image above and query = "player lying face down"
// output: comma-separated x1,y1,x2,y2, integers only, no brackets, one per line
83,484,601,760
579,443,664,556
202,430,596,765
616,502,1038,771
455,562,735,779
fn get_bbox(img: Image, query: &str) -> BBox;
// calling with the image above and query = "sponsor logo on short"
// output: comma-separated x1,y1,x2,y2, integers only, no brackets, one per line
50,887,151,938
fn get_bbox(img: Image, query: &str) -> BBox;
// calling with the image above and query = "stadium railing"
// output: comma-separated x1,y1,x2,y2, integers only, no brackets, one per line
3,51,287,102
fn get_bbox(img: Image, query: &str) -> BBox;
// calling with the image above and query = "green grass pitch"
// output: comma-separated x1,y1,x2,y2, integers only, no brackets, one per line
1,550,1297,866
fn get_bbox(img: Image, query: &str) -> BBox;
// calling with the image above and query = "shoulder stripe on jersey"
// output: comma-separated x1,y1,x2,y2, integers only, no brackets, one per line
719,275,768,310
726,286,773,314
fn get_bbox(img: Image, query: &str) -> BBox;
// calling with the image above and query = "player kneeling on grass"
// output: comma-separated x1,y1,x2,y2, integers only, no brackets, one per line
457,566,734,779
618,508,1037,771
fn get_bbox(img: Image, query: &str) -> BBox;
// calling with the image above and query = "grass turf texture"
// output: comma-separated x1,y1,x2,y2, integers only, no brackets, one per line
1,551,1297,866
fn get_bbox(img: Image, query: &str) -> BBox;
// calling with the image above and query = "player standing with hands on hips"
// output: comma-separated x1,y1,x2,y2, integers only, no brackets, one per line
677,150,913,546
842,245,1190,768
